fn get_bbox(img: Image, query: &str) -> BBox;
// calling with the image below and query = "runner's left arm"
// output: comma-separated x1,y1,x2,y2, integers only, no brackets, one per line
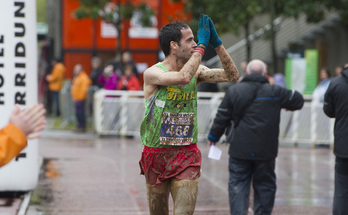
197,17,238,84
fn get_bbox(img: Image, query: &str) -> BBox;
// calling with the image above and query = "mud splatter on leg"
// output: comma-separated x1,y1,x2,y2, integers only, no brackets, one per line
170,179,198,215
146,181,170,215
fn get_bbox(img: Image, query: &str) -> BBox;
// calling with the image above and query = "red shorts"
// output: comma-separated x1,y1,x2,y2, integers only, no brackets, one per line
139,144,202,185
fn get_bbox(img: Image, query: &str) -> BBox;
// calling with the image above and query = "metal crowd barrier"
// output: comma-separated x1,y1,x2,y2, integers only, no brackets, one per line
93,90,334,146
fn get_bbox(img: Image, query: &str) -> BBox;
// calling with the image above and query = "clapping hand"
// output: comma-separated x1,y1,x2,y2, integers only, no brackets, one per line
207,16,222,48
197,14,211,48
10,104,46,139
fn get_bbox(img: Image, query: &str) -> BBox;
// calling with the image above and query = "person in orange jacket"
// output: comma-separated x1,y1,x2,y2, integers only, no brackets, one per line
46,58,66,117
0,104,46,167
71,64,91,132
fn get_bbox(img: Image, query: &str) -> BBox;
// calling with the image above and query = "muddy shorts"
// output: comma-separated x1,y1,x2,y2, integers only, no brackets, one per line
139,144,201,185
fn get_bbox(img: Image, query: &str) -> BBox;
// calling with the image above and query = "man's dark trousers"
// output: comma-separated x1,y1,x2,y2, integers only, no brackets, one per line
333,157,348,215
75,101,86,129
228,156,276,215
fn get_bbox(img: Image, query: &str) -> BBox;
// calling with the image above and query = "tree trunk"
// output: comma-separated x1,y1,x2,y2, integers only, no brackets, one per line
115,23,122,62
270,0,277,75
115,0,122,62
92,19,97,57
244,22,251,63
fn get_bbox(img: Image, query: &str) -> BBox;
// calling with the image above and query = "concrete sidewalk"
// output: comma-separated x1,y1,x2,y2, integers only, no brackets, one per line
28,129,334,215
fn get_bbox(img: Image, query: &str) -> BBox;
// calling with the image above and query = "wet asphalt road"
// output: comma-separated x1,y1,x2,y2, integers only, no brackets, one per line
28,129,334,215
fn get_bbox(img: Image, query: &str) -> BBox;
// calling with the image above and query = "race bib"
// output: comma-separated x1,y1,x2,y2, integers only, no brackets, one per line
160,112,194,145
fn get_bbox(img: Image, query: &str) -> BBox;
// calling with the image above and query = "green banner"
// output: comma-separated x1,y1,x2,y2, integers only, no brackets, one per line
304,50,318,94
285,58,292,89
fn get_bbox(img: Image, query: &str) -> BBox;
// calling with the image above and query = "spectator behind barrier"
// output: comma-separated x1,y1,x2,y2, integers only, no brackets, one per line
117,64,140,91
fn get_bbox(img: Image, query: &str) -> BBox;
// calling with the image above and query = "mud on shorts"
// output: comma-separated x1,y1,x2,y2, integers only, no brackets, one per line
139,144,202,185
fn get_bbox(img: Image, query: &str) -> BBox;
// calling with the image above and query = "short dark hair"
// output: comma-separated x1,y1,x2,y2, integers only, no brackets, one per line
159,22,189,57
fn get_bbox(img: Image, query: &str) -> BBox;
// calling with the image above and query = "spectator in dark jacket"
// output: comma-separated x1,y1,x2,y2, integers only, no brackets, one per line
88,57,104,116
90,57,104,89
323,65,348,215
208,59,304,215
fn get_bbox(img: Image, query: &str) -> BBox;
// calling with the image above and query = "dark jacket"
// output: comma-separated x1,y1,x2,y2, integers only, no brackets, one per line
323,67,348,158
90,66,104,88
208,74,304,160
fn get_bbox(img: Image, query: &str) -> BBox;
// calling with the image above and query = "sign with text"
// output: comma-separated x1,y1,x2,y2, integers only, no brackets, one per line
0,1,39,191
